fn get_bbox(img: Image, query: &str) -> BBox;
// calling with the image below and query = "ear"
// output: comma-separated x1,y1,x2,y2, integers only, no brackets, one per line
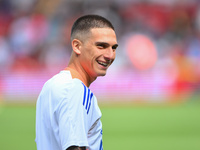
71,39,82,55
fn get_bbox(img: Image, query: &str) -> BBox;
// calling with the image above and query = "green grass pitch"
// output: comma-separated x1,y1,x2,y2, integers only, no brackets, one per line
0,101,200,150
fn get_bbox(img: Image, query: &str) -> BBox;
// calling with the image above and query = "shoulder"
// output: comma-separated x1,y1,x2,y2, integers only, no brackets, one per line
40,71,81,99
68,79,87,101
44,71,76,92
48,73,87,102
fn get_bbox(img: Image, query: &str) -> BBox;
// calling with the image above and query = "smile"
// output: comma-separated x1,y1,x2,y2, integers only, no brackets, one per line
97,60,109,67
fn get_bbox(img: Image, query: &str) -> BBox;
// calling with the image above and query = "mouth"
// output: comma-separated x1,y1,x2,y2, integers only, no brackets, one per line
97,60,110,67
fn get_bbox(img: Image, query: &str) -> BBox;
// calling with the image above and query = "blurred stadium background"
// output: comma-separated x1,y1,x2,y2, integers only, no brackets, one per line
0,0,200,150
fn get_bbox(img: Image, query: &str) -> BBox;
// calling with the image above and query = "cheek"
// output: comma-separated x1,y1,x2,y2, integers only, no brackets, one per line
111,52,116,63
114,52,116,58
85,51,98,66
112,52,116,60
83,46,100,63
91,49,101,59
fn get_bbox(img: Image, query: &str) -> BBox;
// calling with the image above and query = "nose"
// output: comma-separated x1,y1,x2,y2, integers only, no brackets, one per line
104,47,115,61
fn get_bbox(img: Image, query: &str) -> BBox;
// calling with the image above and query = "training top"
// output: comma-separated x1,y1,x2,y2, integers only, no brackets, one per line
35,70,103,150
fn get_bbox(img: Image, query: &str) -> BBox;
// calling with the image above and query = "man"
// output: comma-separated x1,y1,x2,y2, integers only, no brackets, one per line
35,14,118,150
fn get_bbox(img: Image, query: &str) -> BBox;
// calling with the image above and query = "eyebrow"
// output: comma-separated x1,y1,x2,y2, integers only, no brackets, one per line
95,42,118,49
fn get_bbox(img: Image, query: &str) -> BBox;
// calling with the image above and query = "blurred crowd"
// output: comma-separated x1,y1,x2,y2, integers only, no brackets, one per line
0,0,200,98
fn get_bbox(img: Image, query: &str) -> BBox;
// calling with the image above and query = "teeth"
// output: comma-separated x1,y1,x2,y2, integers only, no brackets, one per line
98,61,108,66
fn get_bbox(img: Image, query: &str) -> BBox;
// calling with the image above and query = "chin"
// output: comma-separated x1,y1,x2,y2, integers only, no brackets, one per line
93,68,108,77
97,71,107,77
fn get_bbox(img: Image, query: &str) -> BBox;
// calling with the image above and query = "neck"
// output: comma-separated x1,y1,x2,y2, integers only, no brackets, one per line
65,66,95,87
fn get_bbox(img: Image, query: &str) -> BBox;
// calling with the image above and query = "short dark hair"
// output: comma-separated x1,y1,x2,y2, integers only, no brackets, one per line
71,14,115,41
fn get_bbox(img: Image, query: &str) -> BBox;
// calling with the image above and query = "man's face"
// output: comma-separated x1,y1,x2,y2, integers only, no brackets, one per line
80,28,118,79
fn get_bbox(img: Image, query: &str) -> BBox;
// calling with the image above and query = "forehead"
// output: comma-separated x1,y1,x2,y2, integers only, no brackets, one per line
88,28,117,44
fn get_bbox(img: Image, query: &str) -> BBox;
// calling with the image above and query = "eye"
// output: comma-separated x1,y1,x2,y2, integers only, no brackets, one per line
112,44,118,50
97,43,108,49
112,46,117,50
97,44,105,49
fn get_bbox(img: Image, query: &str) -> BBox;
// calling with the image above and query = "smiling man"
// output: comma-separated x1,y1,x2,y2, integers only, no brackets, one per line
35,15,118,150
